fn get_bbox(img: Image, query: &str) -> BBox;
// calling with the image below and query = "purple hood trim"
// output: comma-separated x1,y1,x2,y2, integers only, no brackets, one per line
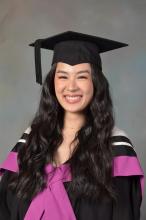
24,163,76,220
0,152,144,219
113,155,144,195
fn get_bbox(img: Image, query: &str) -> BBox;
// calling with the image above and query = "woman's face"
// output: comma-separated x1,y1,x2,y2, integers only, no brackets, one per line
54,62,94,113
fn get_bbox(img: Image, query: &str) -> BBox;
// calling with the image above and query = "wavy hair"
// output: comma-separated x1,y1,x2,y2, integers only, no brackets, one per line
8,63,116,202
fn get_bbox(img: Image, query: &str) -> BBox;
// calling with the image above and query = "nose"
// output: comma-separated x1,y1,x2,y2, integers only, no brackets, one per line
67,78,78,91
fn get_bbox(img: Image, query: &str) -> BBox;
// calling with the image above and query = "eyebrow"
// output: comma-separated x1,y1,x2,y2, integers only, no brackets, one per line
56,70,90,74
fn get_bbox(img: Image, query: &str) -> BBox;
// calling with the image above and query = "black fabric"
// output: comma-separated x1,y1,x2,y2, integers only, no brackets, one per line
110,135,134,146
112,145,137,157
29,31,128,53
52,40,101,67
0,171,31,220
29,31,128,84
34,39,43,84
0,171,142,220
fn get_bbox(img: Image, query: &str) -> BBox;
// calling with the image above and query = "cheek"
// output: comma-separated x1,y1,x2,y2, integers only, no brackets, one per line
83,81,94,96
54,78,63,93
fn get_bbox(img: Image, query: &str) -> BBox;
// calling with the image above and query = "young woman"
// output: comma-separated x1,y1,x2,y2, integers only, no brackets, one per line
0,31,144,220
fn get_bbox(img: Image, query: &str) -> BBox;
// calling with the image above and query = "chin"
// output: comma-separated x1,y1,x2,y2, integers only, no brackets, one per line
63,106,86,113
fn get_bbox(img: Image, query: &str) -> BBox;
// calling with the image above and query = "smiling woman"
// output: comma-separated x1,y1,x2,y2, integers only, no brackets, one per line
54,62,94,113
0,31,144,220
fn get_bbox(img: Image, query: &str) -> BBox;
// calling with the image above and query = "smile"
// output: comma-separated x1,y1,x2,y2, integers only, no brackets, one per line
64,95,82,103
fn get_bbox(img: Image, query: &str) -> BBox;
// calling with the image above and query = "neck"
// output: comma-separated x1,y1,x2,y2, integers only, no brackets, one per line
63,111,86,131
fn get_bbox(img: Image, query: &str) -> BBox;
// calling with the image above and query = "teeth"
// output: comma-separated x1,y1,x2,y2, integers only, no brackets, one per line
66,96,81,98
65,96,82,100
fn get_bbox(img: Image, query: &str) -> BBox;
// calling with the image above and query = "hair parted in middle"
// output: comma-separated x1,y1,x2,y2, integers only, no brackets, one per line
8,62,117,202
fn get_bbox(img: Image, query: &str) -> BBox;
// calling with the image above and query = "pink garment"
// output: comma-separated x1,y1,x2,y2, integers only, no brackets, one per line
24,163,76,220
113,155,144,196
0,152,144,219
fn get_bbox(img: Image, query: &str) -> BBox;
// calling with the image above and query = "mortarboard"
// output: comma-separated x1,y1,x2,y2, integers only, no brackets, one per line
29,31,128,85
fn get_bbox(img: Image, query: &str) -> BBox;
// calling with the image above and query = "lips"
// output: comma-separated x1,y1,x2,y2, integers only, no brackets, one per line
64,95,82,97
64,95,82,103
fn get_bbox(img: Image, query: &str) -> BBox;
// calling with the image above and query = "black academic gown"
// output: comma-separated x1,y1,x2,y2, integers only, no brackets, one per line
0,127,144,220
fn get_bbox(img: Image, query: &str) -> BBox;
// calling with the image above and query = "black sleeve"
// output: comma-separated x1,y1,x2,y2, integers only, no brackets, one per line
65,176,142,220
112,176,142,220
0,171,11,220
0,171,31,220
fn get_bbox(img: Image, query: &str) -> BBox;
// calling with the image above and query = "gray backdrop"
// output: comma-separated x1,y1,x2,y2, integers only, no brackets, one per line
0,0,145,218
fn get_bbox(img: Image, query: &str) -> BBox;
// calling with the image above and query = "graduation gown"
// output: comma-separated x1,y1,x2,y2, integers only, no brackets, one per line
0,126,144,220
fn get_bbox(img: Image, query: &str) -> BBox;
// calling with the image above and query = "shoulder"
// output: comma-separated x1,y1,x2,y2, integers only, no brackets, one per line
0,126,32,175
111,125,133,147
110,126,136,157
11,126,32,152
111,126,144,194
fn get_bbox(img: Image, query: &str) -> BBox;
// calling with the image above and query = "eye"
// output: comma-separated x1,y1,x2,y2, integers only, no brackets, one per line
78,76,87,79
58,76,67,79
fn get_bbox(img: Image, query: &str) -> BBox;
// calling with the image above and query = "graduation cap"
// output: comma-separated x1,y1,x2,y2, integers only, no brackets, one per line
29,31,128,85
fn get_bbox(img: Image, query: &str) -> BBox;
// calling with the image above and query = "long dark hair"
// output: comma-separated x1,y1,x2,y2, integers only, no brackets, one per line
9,63,116,202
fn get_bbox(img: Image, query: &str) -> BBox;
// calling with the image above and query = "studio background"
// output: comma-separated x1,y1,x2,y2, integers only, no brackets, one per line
0,0,145,218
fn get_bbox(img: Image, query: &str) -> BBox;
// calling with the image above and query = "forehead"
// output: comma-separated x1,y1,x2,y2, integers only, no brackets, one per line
55,62,91,72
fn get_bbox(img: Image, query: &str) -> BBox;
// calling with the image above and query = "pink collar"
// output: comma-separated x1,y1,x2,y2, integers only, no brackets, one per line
0,151,144,219
24,163,76,220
